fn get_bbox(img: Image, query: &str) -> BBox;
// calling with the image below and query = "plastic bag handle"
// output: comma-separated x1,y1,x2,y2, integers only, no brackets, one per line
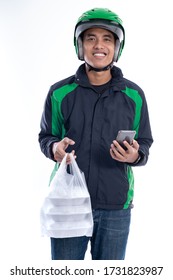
56,153,68,174
69,153,84,182
57,153,84,184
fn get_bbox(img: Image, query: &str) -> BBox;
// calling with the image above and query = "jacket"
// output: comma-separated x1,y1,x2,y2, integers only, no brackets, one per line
38,63,153,210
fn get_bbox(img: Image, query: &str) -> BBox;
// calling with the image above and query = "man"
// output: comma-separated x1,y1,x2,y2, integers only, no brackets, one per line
38,8,153,260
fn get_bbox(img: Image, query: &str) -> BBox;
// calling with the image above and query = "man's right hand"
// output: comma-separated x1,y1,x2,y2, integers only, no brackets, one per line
52,137,76,163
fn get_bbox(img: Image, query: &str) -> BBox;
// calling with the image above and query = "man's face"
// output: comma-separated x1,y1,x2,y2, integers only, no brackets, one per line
83,27,115,69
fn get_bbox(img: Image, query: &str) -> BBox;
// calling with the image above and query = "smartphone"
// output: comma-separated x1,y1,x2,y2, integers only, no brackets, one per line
116,130,136,149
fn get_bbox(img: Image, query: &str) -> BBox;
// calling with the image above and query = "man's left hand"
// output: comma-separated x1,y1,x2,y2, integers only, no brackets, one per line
110,139,139,163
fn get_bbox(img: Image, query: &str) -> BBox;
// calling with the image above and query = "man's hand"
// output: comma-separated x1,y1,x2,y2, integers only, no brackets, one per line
52,137,76,163
110,139,140,163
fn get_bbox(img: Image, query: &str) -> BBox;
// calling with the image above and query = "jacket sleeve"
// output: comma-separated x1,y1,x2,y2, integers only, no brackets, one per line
38,86,63,161
130,93,153,167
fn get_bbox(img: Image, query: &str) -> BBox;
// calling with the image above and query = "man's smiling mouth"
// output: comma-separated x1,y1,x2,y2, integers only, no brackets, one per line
93,53,106,57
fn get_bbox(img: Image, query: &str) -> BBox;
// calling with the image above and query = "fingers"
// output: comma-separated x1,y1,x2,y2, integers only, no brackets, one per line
54,149,66,162
53,137,76,162
110,139,140,163
110,147,119,160
132,139,139,150
71,150,77,159
63,137,75,147
110,141,126,162
66,150,77,164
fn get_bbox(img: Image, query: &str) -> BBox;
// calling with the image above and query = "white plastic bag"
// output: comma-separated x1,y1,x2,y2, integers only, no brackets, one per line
40,153,93,238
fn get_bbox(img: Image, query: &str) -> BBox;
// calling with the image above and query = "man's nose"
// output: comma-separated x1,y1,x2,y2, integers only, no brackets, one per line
94,39,104,49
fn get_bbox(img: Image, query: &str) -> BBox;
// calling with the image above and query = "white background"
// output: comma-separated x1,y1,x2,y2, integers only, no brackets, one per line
0,0,172,278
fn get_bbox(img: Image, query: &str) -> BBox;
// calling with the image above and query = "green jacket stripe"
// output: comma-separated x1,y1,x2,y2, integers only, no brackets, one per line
121,87,143,137
51,83,78,138
49,83,78,184
123,166,134,209
121,87,143,208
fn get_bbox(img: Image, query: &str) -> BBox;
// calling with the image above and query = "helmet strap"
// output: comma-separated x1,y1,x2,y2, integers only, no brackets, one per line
85,61,114,72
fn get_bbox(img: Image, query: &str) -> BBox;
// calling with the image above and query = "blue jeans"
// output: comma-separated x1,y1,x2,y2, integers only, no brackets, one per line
51,208,131,260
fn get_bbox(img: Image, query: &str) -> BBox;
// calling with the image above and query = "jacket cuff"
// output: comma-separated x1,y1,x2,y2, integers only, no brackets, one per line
129,149,146,166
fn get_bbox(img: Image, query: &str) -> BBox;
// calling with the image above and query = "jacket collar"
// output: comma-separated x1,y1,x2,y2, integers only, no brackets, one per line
75,63,126,92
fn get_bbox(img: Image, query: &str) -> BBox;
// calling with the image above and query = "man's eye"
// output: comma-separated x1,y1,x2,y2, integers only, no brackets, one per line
88,37,95,41
104,37,111,42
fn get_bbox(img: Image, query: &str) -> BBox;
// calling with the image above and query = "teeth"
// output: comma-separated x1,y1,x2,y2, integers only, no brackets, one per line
94,53,105,57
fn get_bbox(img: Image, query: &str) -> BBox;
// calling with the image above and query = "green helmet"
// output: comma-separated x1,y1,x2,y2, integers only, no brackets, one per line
74,8,125,62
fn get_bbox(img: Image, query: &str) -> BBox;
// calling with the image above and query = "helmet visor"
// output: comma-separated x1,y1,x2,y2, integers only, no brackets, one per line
75,20,124,43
